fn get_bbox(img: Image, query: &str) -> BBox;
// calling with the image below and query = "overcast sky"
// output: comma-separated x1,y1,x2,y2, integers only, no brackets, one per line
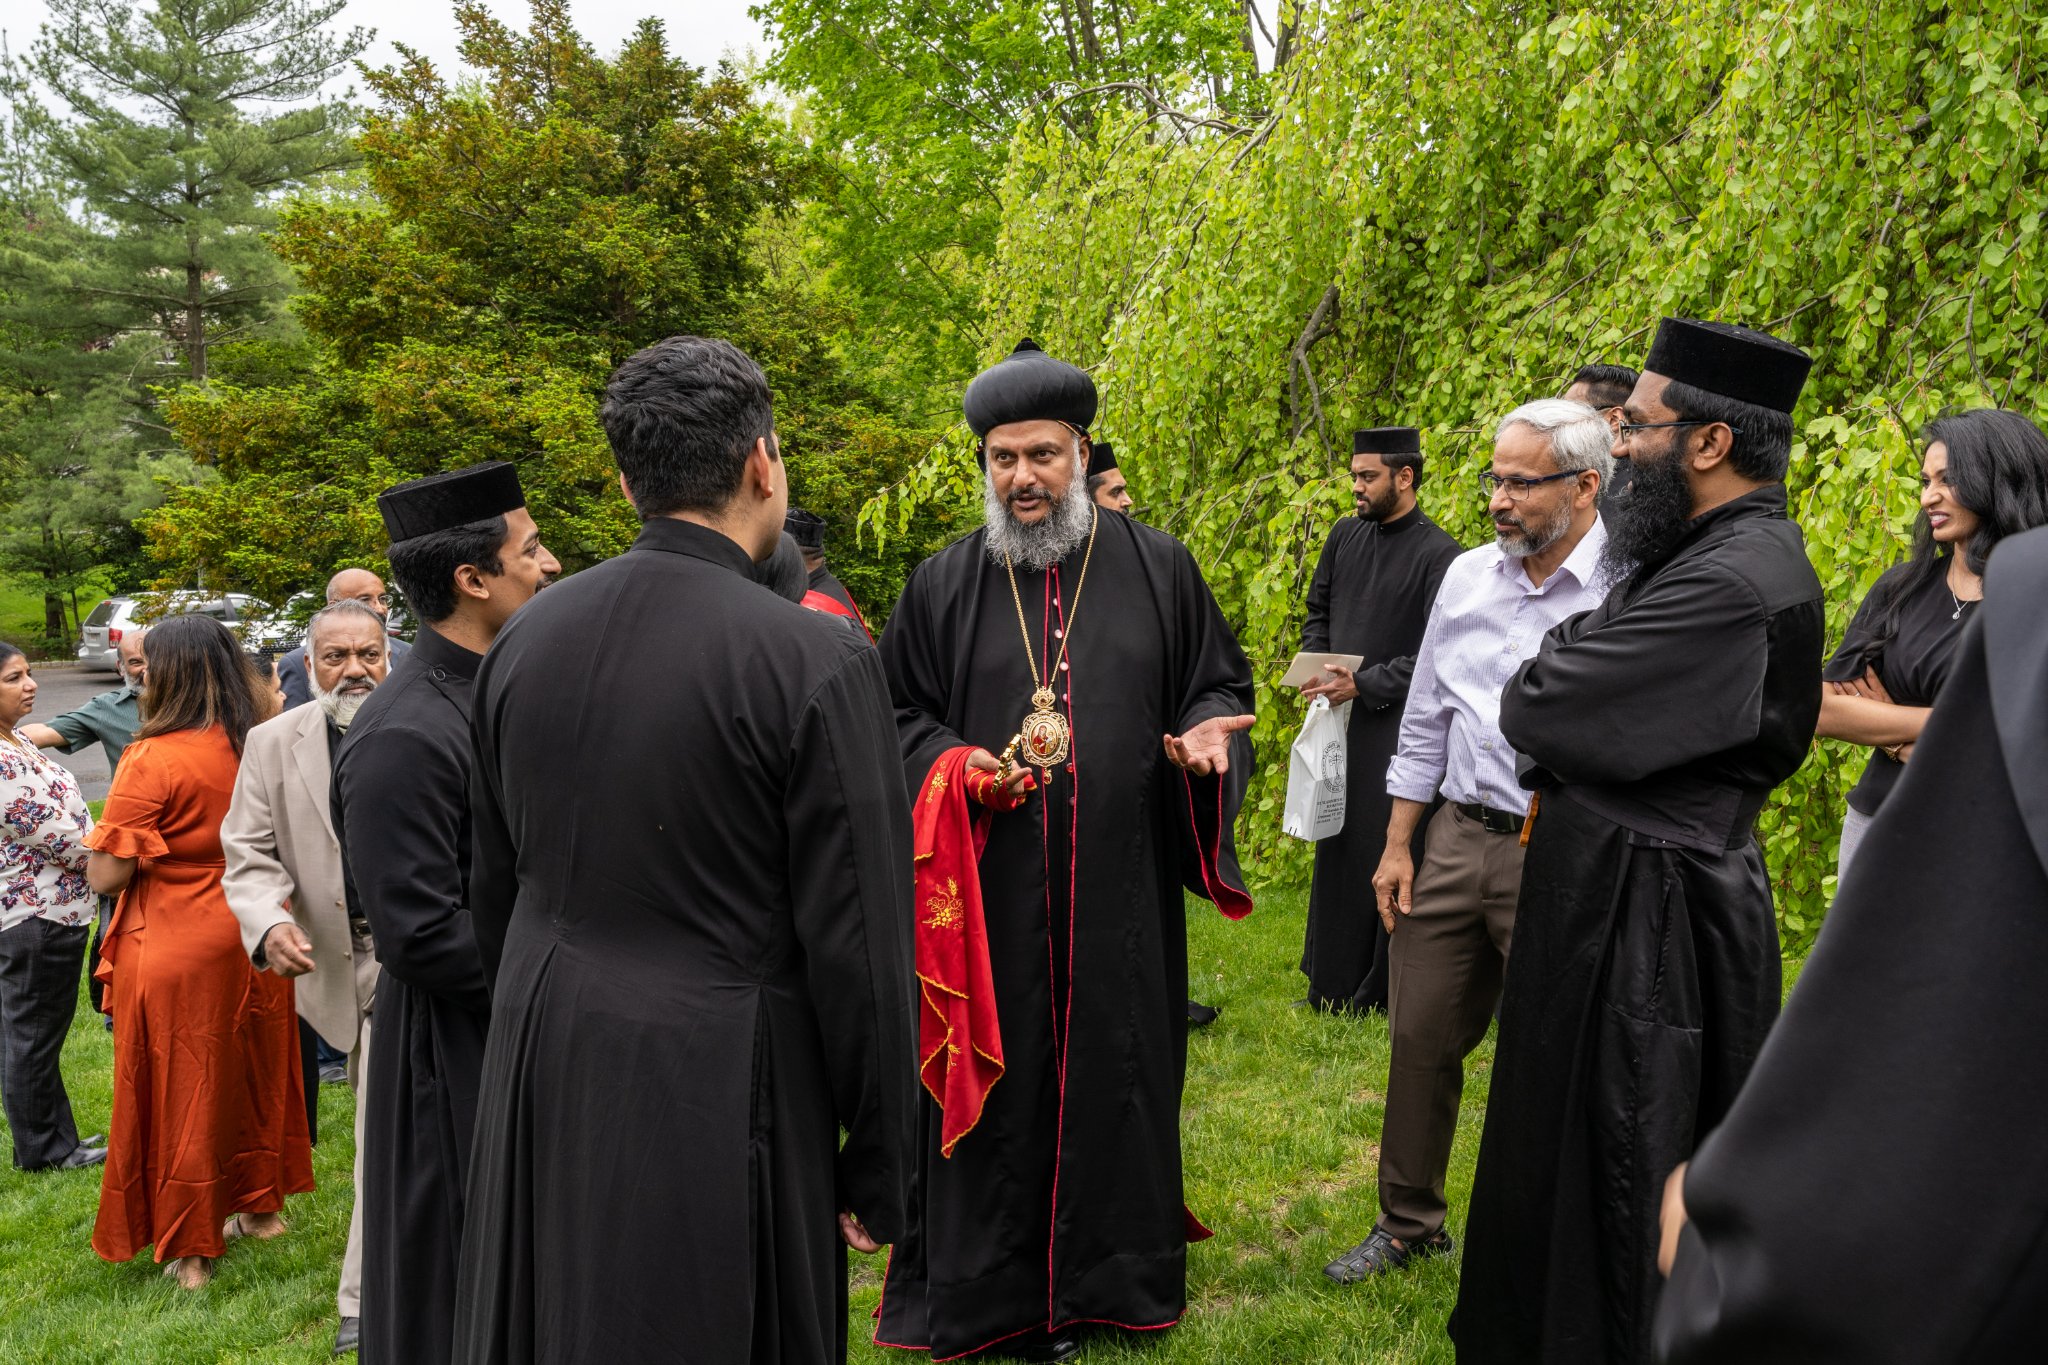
2,0,771,94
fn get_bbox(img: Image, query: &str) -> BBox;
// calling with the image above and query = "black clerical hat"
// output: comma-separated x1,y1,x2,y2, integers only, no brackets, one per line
1643,317,1813,414
1354,426,1421,455
963,339,1098,440
785,508,826,550
1087,441,1118,478
378,462,527,544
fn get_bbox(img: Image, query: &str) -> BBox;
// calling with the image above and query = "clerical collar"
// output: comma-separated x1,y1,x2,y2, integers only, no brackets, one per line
631,515,758,580
411,623,484,681
1372,504,1425,534
1686,483,1789,538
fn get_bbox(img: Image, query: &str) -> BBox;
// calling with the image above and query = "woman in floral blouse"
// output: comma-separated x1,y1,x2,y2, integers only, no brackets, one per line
0,640,103,1173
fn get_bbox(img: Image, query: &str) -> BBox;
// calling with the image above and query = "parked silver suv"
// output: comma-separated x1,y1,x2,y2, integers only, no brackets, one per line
75,593,293,673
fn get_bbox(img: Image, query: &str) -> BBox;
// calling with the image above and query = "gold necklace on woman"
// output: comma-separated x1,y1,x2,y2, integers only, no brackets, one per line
1003,505,1099,769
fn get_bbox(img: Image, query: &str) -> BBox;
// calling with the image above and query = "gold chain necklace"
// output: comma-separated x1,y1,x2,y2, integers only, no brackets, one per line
1003,505,1099,768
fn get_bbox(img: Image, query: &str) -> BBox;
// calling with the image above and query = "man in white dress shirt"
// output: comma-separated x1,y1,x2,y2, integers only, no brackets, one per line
1324,397,1614,1283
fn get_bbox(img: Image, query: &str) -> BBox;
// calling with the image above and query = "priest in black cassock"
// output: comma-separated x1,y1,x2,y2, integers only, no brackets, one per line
1452,318,1824,1364
1652,524,2048,1364
453,337,916,1364
874,339,1257,1362
333,462,560,1365
787,506,874,638
1084,440,1132,514
1298,427,1461,1014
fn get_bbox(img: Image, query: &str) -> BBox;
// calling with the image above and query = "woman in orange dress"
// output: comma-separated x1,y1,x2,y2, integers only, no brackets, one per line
85,614,313,1289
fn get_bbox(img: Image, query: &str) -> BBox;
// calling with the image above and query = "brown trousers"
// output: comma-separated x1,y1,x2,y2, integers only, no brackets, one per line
1379,802,1526,1241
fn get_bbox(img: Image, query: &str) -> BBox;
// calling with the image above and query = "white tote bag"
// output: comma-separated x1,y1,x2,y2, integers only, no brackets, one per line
1282,697,1351,841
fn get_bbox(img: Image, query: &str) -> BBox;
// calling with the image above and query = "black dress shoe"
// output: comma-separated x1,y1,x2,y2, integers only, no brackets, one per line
58,1142,108,1170
1007,1338,1079,1364
332,1316,360,1355
1323,1225,1455,1283
1187,999,1219,1027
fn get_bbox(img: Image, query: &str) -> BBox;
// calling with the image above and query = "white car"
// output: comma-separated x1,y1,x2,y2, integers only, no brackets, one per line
75,592,292,673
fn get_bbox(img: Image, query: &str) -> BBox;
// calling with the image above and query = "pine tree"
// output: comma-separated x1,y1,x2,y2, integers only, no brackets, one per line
0,0,364,647
12,0,369,383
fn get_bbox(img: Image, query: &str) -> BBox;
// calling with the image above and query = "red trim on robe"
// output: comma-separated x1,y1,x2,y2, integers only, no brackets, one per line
1181,768,1254,920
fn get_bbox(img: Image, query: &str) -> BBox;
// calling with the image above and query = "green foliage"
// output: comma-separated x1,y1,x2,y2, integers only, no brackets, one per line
8,0,368,384
0,200,199,651
754,0,1268,413
150,2,948,613
0,0,363,646
874,0,2048,946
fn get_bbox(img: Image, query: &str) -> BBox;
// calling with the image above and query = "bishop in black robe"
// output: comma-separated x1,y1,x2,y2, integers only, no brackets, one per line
334,623,493,1364
1653,524,2048,1364
874,510,1256,1356
1451,481,1823,1362
1299,449,1461,1013
453,515,917,1364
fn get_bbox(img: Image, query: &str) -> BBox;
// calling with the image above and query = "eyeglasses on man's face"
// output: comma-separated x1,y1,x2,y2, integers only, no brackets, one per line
1481,470,1584,501
1615,419,1743,439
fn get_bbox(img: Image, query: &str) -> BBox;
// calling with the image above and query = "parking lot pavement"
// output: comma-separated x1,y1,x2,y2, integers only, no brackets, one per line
26,663,123,804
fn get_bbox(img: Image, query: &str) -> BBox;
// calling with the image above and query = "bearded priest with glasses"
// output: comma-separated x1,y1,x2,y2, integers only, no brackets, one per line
873,339,1257,1362
1452,318,1826,1365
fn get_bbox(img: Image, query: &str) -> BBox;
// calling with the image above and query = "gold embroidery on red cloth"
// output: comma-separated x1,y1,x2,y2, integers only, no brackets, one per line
923,879,964,931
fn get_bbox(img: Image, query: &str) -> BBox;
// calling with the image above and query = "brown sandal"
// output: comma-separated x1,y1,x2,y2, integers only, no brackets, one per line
222,1212,288,1242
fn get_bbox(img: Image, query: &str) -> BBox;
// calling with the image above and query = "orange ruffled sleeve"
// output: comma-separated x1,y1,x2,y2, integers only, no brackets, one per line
83,738,171,860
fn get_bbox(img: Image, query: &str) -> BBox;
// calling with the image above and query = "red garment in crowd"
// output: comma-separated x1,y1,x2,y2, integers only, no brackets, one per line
912,746,1029,1156
85,726,313,1264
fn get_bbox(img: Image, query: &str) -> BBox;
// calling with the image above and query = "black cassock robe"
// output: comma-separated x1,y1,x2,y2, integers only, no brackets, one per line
875,513,1255,1358
1299,506,1461,1011
1655,525,2048,1364
1453,484,1824,1364
333,624,493,1365
452,518,916,1364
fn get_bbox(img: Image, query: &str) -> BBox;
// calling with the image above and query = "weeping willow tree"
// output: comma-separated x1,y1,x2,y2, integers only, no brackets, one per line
868,0,2048,947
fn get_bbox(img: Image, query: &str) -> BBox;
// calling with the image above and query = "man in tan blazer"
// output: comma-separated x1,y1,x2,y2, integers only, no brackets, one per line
224,598,391,1357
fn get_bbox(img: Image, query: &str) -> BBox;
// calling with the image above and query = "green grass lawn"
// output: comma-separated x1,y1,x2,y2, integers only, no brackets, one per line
0,888,1581,1361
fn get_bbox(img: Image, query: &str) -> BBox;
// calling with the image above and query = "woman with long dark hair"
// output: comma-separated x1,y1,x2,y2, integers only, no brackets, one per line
83,613,313,1289
1818,408,2048,875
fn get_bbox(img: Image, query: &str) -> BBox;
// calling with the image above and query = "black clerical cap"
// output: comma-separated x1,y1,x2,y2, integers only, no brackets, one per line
377,462,527,544
963,339,1097,440
1354,426,1421,455
1087,441,1118,478
1643,317,1813,414
785,508,827,550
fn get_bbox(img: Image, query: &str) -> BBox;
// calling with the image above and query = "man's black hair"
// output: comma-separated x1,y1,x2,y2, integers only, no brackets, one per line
386,517,508,625
1659,378,1795,483
1370,449,1426,488
1570,363,1639,410
601,336,776,519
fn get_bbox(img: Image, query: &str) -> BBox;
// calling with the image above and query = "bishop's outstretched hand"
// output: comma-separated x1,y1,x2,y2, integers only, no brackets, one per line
1163,714,1257,777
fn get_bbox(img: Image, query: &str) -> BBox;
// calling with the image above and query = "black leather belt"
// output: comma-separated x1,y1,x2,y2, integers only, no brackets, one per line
1457,802,1525,836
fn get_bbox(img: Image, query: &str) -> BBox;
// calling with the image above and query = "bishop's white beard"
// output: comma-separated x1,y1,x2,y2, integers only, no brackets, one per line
982,458,1094,571
314,676,374,731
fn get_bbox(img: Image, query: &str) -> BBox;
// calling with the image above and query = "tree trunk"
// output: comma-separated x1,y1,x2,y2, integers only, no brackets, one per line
1073,0,1103,67
186,251,207,382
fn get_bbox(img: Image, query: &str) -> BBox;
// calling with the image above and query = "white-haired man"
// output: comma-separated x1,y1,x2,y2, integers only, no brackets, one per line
222,598,391,1357
1324,398,1612,1284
